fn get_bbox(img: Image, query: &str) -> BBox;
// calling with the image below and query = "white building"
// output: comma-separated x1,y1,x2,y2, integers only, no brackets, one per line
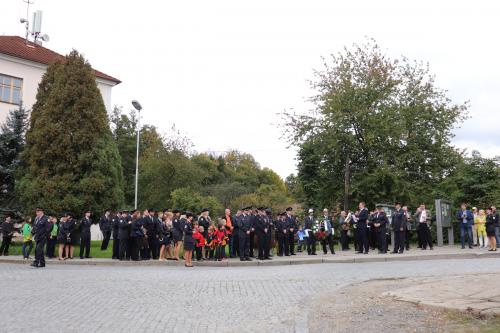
0,35,120,124
0,35,120,240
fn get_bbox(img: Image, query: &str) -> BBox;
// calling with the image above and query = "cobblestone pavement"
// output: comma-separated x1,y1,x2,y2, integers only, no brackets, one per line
2,258,500,333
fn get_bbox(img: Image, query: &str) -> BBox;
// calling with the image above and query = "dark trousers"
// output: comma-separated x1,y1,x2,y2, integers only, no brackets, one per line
405,229,411,250
22,240,33,258
257,232,270,259
357,228,369,253
148,237,159,259
353,229,358,251
34,239,46,266
321,234,335,254
249,232,255,257
394,230,406,253
112,238,119,259
238,232,250,259
340,230,349,250
215,245,225,260
418,223,433,249
306,231,316,254
231,232,239,257
369,228,377,249
277,234,289,256
376,229,386,253
195,247,203,260
416,224,423,248
101,231,111,250
288,232,295,254
80,237,91,258
119,238,128,260
46,237,57,258
130,237,142,260
0,236,12,255
228,234,233,257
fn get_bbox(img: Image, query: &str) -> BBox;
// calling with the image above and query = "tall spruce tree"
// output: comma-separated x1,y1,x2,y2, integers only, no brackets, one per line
0,102,29,206
18,50,124,215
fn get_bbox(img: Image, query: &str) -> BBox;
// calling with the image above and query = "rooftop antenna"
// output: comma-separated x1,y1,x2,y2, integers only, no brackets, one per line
20,0,34,43
19,1,50,46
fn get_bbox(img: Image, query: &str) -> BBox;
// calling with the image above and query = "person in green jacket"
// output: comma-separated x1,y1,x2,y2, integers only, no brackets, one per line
22,218,33,260
46,214,59,259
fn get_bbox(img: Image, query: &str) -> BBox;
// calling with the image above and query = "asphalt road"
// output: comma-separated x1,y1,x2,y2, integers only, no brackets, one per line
2,258,500,333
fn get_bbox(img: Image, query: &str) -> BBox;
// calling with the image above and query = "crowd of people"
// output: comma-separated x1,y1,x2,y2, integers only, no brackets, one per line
0,202,498,268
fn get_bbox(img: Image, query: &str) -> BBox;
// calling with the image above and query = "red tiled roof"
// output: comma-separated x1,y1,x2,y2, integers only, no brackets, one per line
0,35,121,84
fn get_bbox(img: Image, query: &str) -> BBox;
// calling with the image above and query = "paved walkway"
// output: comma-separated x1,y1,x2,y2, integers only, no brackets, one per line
1,245,499,267
2,258,500,332
385,273,500,316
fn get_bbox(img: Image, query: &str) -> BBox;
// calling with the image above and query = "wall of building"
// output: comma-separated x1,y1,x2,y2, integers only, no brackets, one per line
0,54,116,124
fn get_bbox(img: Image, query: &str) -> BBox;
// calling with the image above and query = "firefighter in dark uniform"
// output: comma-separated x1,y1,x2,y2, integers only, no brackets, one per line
99,210,112,251
145,208,160,260
111,211,120,259
391,202,407,254
276,212,290,256
373,205,389,254
237,207,252,261
285,207,297,255
357,202,370,254
79,210,93,259
255,207,271,260
118,210,131,260
31,207,51,268
249,207,257,258
304,208,317,255
266,208,274,258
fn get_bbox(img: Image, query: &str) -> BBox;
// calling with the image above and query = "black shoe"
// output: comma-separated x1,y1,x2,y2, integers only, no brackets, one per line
391,251,398,254
311,253,317,255
406,247,410,251
38,264,45,268
80,257,84,259
285,254,291,256
30,262,38,268
246,258,252,261
469,246,473,249
461,247,465,249
240,258,245,261
364,251,368,254
277,254,283,257
356,251,363,254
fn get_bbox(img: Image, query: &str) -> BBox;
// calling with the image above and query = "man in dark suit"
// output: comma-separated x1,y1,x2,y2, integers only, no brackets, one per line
357,202,370,254
391,202,407,254
111,211,121,259
99,210,112,251
31,207,51,268
285,207,297,255
238,207,253,261
79,210,93,259
118,210,131,260
0,215,14,256
373,205,388,254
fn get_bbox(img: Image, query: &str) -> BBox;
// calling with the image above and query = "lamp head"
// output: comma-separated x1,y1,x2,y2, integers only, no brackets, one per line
131,100,142,111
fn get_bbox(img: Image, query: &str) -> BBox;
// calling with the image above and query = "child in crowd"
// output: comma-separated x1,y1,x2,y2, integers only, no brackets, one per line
297,227,307,253
215,220,229,261
193,226,206,261
22,218,33,260
206,225,217,260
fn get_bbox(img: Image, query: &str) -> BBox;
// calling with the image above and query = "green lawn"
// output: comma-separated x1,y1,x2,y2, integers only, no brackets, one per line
6,240,114,258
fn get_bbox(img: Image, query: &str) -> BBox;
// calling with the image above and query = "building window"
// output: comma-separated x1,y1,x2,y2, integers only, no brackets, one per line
0,74,23,105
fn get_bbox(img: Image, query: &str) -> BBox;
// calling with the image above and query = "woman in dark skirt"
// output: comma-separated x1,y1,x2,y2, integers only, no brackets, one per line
172,210,183,261
486,208,497,251
183,211,195,267
57,215,68,260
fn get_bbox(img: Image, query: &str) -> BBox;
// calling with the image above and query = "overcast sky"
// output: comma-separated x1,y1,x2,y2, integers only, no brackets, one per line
2,0,499,178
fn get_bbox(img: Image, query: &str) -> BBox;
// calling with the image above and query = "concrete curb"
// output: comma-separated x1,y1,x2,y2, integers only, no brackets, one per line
1,250,499,268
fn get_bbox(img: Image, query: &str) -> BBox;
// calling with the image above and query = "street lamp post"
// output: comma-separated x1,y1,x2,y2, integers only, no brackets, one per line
131,100,142,210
